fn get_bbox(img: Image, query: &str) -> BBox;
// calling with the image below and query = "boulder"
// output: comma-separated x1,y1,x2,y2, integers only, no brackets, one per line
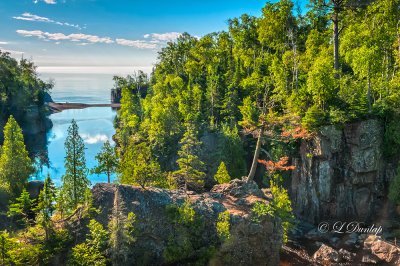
312,244,341,263
363,235,400,264
89,179,283,265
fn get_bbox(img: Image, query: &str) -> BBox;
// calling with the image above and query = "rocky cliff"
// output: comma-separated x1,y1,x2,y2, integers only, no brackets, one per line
290,119,397,224
88,179,282,265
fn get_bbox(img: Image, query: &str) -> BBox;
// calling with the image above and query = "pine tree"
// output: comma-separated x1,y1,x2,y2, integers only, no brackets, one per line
61,119,90,211
8,188,33,226
0,231,13,265
92,141,118,183
35,174,57,240
214,161,231,184
173,123,205,191
119,142,162,188
0,116,33,199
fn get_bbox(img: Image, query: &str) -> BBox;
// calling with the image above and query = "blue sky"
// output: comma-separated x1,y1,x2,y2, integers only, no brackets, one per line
0,0,303,72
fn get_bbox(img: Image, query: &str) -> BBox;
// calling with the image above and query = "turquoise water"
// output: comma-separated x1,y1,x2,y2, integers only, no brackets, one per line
32,107,117,187
30,71,120,186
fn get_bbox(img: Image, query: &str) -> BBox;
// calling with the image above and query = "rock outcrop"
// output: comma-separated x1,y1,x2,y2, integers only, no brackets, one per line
89,179,282,265
291,119,397,224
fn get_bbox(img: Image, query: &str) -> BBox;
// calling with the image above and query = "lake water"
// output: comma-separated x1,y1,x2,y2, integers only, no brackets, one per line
30,70,122,186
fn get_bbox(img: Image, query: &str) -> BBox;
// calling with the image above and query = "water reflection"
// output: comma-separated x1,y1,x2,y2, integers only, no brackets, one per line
31,107,117,187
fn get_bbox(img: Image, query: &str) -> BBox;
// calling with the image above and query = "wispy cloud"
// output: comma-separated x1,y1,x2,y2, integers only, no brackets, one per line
13,13,81,29
16,29,182,50
151,32,181,42
34,0,57,4
17,30,114,44
116,38,157,49
81,133,110,144
0,41,9,45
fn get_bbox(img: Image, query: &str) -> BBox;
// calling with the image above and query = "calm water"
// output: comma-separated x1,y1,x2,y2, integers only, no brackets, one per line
30,71,120,186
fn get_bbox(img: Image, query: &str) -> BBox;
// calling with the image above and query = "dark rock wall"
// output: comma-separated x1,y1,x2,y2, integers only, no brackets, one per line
290,119,397,224
90,180,282,265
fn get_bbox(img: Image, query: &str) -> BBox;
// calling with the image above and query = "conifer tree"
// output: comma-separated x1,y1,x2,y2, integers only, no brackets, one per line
173,123,205,190
92,141,118,183
214,161,231,184
0,116,33,199
35,174,57,240
0,231,13,265
61,119,90,211
8,188,33,226
119,142,162,188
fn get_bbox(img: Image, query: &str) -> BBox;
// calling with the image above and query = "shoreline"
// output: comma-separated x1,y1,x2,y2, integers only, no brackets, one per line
46,101,121,114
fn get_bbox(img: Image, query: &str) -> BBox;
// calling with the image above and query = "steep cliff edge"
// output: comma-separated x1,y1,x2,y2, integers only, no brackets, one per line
291,119,397,224
88,180,282,265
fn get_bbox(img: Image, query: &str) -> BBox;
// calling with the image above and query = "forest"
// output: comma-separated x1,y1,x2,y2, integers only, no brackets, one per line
0,0,400,264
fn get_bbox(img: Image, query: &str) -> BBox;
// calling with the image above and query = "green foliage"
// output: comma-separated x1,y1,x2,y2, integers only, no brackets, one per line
0,231,14,265
173,124,206,191
61,119,90,211
383,117,400,157
35,174,57,240
0,51,52,122
69,243,106,266
302,104,326,130
216,211,231,241
118,141,163,188
8,188,34,226
389,164,400,205
92,140,118,183
0,116,33,199
214,162,231,184
164,198,213,265
251,201,273,223
70,220,108,266
269,180,296,243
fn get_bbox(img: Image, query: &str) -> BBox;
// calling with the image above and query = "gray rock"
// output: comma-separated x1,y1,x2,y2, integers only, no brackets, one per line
87,181,282,265
291,119,393,223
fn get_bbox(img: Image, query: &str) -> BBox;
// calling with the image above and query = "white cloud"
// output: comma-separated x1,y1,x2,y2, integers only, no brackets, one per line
17,30,114,44
81,133,109,144
116,38,157,49
143,34,150,39
0,41,8,45
13,13,81,29
44,0,56,4
150,32,181,42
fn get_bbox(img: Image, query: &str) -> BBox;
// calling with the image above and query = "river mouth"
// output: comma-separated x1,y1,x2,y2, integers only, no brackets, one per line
30,107,117,186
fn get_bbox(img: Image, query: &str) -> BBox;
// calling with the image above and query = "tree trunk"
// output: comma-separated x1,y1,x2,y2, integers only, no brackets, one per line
247,127,264,181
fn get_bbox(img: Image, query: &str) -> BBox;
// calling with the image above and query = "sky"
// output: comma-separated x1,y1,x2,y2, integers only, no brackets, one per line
0,0,276,73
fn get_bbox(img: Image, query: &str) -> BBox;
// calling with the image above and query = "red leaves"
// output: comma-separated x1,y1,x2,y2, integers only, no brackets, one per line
258,157,296,175
281,126,311,142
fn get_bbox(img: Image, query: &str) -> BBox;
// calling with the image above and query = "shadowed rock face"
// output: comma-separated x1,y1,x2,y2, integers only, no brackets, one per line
291,119,397,224
90,179,282,266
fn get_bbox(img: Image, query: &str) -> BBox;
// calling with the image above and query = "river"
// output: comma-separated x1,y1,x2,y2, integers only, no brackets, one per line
30,68,130,186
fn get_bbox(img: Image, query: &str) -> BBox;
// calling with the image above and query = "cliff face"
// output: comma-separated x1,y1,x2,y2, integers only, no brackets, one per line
290,119,397,224
90,180,282,265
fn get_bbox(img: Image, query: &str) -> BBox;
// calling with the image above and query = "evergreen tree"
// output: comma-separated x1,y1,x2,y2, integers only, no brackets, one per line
70,219,108,266
61,119,90,211
0,231,13,266
173,123,205,191
0,116,33,199
8,188,33,226
119,142,162,188
214,161,231,184
92,141,118,183
35,174,57,240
